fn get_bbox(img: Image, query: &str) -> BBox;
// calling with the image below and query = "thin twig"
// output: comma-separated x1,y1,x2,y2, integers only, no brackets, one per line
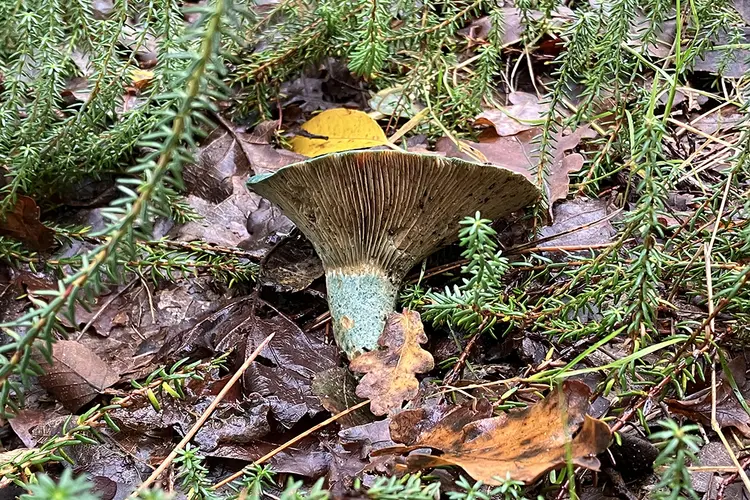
443,317,488,386
711,364,750,492
131,333,275,497
211,399,370,490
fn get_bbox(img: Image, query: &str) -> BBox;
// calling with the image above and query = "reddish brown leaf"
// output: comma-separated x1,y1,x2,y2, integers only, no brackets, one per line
35,340,119,411
377,380,611,484
436,126,596,206
667,357,750,436
0,195,55,251
350,310,434,416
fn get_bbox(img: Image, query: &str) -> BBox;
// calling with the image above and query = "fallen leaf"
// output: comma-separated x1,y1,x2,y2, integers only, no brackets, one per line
176,176,293,254
129,68,154,90
183,128,251,203
691,105,745,135
0,195,55,251
691,442,733,494
474,92,549,136
350,310,435,416
8,410,51,448
311,367,370,427
87,477,117,500
437,126,596,205
538,198,617,248
667,357,750,436
339,419,397,452
737,0,750,23
692,28,750,77
369,87,424,119
389,399,493,446
289,108,388,157
243,301,339,428
157,296,257,360
261,232,324,293
34,340,120,411
377,380,611,484
460,7,573,46
177,120,300,252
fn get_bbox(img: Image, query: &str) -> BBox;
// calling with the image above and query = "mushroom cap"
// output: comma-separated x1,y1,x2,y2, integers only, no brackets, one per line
247,150,540,281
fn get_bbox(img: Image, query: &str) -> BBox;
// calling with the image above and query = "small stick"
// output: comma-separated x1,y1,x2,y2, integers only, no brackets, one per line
711,365,750,493
211,399,370,491
717,457,750,500
443,318,488,386
666,117,739,150
131,333,275,497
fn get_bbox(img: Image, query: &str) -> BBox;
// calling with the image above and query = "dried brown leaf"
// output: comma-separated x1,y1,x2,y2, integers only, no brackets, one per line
0,195,55,251
474,93,549,136
667,357,750,436
377,380,611,484
184,128,251,203
350,310,434,416
437,127,596,206
35,340,119,411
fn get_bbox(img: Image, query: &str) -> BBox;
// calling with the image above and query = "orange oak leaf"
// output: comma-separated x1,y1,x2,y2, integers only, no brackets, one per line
350,310,434,416
376,380,611,484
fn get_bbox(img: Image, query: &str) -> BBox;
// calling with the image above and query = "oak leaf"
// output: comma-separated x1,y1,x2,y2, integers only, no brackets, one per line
436,126,595,206
376,380,611,484
350,310,434,416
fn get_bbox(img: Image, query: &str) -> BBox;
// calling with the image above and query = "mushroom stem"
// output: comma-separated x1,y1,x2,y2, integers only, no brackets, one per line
326,266,398,359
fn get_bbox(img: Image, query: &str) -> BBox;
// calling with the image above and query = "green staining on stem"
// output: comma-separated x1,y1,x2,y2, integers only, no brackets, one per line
247,150,540,359
326,268,399,358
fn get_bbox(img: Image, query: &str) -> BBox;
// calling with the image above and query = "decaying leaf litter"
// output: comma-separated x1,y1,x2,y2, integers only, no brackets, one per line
0,0,749,499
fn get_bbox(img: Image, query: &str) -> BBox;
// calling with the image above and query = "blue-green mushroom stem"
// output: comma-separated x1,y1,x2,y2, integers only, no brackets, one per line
326,266,399,358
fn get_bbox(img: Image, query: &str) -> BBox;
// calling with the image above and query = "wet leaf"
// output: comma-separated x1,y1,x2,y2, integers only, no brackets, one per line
339,419,397,452
243,301,339,428
177,176,293,253
261,232,324,292
667,357,750,436
0,195,55,251
183,128,251,203
350,310,434,416
34,340,120,411
388,399,493,447
290,108,388,157
8,410,50,448
377,380,611,484
312,367,370,427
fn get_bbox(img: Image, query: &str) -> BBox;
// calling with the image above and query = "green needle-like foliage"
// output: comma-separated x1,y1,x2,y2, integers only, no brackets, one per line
423,212,520,333
0,0,233,416
651,420,701,500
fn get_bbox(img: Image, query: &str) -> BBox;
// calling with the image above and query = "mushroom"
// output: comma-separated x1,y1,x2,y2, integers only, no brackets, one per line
247,150,540,359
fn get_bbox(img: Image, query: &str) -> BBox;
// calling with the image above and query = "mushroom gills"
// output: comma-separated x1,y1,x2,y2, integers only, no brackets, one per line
246,150,540,359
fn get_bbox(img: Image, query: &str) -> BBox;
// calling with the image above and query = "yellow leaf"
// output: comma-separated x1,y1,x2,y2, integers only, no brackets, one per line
129,68,154,90
290,108,388,157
